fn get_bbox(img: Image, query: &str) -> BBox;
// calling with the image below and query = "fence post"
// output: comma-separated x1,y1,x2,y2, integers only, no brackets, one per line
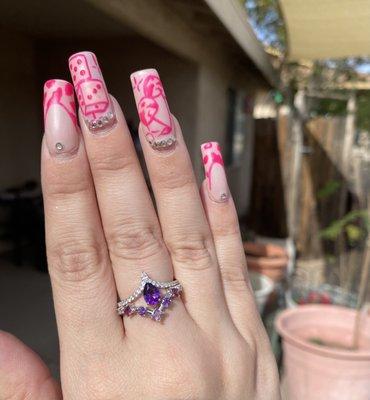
288,89,306,241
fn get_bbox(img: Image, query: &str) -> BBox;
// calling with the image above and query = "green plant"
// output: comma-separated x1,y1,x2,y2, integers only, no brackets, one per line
319,210,369,245
317,180,341,200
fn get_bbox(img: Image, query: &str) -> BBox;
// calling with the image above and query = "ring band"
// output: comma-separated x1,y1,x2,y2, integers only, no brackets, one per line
117,272,182,322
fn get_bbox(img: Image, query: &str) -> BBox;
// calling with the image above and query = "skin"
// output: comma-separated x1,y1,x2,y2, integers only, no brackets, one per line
0,80,280,399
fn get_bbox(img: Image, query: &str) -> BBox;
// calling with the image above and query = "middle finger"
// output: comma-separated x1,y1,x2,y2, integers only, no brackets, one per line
68,52,181,319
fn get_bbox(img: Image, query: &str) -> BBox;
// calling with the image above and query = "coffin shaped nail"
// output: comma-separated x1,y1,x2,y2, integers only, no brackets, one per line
130,69,176,149
43,79,79,156
201,142,229,203
69,51,116,132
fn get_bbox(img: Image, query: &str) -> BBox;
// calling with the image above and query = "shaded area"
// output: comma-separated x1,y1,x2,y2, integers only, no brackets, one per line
246,118,288,238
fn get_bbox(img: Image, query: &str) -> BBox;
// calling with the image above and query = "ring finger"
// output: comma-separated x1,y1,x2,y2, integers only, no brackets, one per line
130,69,231,332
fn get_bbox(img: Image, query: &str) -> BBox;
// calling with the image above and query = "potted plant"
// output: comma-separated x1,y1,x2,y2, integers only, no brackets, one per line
244,240,289,282
276,206,370,400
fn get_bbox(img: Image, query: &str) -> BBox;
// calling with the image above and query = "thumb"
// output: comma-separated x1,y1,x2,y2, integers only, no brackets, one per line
0,330,62,399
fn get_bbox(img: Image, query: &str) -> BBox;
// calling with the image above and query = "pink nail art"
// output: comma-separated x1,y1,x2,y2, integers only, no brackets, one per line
43,79,79,156
201,142,229,203
130,69,175,149
69,51,116,132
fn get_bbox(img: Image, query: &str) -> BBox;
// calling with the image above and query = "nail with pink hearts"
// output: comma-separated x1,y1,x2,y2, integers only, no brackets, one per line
69,51,116,133
130,68,176,150
43,79,79,156
201,142,229,203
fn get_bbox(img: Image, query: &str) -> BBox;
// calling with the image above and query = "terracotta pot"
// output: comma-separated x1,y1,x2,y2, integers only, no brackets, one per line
246,255,288,282
275,305,370,400
243,241,288,258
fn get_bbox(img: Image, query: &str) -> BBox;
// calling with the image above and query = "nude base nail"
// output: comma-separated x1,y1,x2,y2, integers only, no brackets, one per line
43,79,79,156
201,142,229,203
130,68,176,150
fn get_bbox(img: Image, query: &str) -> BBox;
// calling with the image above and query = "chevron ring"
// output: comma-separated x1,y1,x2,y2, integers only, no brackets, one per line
117,272,182,322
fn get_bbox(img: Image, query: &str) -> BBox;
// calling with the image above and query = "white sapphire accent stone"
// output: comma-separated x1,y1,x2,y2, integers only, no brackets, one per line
88,113,117,132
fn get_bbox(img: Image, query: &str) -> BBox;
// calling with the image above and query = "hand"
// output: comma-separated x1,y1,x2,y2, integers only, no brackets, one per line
0,52,280,400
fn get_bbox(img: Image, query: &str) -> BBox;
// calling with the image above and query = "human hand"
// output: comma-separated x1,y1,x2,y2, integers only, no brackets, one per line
0,52,280,400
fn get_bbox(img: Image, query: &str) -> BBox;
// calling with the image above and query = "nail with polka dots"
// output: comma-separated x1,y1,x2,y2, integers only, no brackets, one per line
201,142,229,203
68,51,116,133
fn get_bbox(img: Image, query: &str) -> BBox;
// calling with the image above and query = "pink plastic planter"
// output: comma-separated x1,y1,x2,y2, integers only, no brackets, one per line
275,305,370,400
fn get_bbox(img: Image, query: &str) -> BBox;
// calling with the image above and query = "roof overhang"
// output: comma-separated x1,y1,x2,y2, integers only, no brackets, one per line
280,0,370,61
204,0,278,86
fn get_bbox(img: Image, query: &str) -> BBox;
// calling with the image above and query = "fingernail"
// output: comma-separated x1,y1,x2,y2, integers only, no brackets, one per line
68,51,116,133
130,69,176,150
43,79,79,156
201,142,229,203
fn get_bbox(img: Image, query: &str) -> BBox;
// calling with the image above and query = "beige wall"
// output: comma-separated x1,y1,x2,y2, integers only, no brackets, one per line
0,30,41,188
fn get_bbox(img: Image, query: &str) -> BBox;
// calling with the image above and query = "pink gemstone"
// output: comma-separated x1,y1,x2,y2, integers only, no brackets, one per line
124,306,133,316
152,309,162,321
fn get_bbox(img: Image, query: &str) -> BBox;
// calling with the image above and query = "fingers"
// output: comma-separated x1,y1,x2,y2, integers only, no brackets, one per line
42,80,122,352
0,331,62,400
69,52,175,300
200,142,264,339
70,52,188,330
130,69,230,329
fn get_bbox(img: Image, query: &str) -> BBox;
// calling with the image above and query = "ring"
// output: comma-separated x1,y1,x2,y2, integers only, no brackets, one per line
117,272,182,322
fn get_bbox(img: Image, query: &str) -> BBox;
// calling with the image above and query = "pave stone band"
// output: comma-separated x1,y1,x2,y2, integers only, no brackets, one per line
117,272,182,322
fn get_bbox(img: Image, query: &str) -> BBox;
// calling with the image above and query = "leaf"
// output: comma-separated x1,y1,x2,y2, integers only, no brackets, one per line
345,224,362,243
317,180,341,199
319,209,369,241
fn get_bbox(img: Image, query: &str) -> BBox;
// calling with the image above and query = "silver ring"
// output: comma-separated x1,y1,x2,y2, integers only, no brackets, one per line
117,272,182,322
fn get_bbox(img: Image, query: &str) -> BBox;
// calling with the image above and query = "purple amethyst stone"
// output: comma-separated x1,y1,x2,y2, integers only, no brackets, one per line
137,306,147,316
144,283,161,306
162,297,171,308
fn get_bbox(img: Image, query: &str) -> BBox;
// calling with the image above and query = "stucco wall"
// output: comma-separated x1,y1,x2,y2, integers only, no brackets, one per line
0,30,41,188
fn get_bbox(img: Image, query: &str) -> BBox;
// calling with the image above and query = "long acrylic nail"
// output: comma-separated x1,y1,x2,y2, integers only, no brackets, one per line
43,79,79,156
68,51,116,133
130,69,176,150
201,142,229,203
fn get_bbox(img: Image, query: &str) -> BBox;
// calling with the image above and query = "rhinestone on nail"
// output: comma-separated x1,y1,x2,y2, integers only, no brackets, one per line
55,142,64,152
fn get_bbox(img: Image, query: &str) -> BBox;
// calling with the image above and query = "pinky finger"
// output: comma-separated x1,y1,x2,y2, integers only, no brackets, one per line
200,142,263,339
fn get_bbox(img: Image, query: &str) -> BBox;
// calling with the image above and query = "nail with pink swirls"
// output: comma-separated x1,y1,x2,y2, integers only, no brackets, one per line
201,142,229,203
43,79,79,156
130,69,176,149
69,51,116,133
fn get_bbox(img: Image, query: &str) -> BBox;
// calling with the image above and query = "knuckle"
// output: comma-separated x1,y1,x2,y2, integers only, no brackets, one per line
91,151,136,174
48,238,106,283
167,235,214,271
107,223,164,261
45,178,91,198
220,265,248,292
152,355,221,399
156,169,194,191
